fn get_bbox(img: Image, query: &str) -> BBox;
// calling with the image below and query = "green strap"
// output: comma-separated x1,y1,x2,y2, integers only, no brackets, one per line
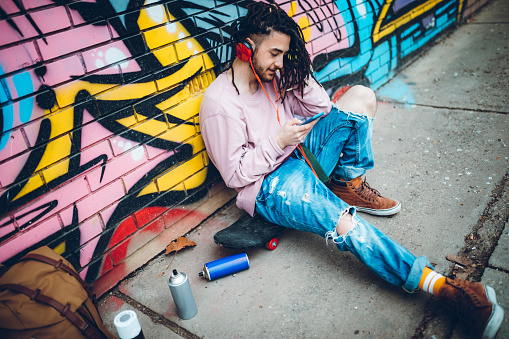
299,144,329,183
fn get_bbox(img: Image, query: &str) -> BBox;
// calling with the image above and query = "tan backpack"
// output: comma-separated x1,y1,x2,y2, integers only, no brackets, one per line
0,246,116,339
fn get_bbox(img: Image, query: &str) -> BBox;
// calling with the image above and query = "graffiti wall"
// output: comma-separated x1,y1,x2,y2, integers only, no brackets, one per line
0,0,488,293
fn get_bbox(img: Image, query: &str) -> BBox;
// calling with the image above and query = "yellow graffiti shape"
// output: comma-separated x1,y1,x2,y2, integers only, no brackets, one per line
287,2,311,43
164,95,203,125
373,0,453,43
148,153,206,194
140,5,216,88
13,108,74,201
14,2,219,205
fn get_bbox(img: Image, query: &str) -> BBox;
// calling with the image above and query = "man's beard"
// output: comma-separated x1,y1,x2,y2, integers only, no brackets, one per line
251,55,275,82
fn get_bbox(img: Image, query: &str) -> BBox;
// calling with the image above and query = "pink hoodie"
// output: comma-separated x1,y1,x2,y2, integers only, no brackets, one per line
199,72,332,216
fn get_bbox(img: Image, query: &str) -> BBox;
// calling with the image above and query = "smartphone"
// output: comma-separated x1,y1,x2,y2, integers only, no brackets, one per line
299,112,325,126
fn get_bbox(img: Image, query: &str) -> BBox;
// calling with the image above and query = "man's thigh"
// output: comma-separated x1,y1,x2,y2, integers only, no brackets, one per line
255,157,350,237
304,107,357,175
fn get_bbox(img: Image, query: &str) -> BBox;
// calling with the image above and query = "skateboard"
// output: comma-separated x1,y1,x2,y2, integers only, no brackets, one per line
214,214,285,250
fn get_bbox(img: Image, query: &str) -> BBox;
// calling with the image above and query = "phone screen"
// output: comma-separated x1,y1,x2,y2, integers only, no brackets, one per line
299,112,324,126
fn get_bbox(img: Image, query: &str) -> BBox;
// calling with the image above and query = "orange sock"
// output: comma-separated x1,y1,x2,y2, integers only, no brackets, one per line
418,267,446,295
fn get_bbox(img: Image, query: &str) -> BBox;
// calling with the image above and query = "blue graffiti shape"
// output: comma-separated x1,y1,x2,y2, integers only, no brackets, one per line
13,71,34,124
376,77,415,108
1,65,14,151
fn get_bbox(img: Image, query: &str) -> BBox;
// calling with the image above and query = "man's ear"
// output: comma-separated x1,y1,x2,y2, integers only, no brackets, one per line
245,37,256,53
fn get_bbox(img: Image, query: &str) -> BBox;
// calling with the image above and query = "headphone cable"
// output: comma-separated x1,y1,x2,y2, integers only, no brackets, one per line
248,57,319,179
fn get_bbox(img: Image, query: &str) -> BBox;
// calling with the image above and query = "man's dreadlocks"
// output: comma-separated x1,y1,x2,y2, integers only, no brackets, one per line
229,2,312,102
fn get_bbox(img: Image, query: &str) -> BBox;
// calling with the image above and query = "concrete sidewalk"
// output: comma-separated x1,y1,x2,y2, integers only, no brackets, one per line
98,0,509,337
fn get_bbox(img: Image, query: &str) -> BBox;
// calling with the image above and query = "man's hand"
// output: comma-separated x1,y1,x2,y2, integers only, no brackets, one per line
274,118,318,149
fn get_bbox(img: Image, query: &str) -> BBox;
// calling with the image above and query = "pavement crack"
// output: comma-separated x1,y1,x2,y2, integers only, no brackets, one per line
380,100,509,115
112,289,201,339
412,170,509,338
487,265,509,275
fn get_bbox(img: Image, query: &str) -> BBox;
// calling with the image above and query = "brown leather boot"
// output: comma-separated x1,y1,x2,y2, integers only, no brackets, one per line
328,176,401,216
438,278,504,339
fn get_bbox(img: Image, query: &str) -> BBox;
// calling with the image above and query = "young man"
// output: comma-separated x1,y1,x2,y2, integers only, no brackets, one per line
199,3,504,338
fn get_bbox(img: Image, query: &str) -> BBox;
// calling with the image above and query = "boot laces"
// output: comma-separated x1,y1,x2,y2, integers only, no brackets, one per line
451,282,483,326
354,179,382,201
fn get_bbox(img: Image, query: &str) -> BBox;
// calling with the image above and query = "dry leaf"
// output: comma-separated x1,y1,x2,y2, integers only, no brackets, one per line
447,254,477,280
165,236,197,270
165,236,197,255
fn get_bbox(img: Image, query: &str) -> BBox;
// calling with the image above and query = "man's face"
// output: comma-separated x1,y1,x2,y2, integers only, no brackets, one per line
250,31,290,82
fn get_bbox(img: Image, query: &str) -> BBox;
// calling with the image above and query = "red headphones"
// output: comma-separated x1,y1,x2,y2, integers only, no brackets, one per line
236,41,253,62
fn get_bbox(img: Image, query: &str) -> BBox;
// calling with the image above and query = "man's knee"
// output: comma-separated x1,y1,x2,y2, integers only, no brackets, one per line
335,85,377,118
336,212,354,235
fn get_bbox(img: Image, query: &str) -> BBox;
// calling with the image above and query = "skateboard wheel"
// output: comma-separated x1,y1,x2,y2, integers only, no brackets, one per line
265,238,278,250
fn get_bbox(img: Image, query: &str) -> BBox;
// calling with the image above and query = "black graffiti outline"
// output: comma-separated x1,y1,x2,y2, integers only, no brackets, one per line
1,202,82,271
0,114,108,216
0,200,57,243
0,0,48,44
311,0,362,73
1,0,235,281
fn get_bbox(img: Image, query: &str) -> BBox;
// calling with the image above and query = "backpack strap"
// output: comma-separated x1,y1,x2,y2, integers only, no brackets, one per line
299,144,329,183
0,284,105,339
18,253,97,304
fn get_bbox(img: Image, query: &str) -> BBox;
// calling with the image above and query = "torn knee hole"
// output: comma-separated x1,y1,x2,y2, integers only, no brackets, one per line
336,213,354,235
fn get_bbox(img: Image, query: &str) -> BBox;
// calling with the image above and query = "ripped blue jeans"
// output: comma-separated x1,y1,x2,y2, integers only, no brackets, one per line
255,106,430,291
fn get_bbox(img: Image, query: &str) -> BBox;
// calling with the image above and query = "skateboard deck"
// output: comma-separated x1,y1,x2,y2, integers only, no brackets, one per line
214,214,285,250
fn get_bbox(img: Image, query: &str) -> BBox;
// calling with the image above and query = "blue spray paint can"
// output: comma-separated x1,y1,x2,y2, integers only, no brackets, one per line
199,253,250,281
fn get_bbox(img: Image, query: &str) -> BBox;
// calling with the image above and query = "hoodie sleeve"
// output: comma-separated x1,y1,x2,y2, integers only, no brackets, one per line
288,76,332,118
200,95,288,190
